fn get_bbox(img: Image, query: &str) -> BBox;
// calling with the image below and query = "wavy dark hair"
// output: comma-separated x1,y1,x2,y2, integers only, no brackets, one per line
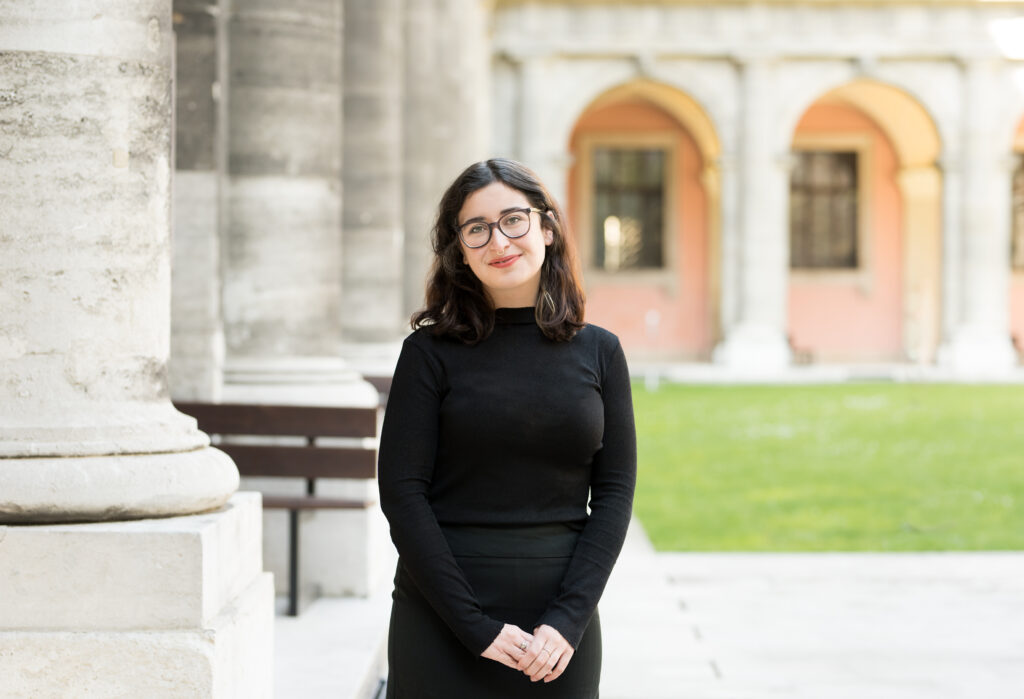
412,158,585,344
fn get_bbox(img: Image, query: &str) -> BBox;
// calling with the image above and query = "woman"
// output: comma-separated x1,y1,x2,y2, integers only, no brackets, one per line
378,158,636,697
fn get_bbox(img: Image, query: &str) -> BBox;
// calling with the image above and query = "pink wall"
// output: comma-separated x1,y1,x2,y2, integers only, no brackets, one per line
1010,117,1024,359
787,102,904,361
569,99,712,359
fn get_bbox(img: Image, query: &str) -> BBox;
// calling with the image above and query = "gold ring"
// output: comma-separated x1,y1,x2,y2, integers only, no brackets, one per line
518,642,528,651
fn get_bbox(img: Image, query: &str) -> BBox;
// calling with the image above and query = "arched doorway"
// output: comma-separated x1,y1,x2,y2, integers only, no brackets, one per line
568,81,720,359
786,80,942,363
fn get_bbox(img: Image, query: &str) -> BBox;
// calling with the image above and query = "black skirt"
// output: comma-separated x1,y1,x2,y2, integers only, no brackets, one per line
385,523,601,699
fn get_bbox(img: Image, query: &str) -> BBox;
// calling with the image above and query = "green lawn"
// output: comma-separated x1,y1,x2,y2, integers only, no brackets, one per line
631,383,1024,551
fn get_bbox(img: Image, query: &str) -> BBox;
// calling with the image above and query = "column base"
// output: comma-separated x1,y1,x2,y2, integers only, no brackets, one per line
938,328,1019,374
0,446,239,523
222,356,378,407
713,325,792,373
0,493,273,697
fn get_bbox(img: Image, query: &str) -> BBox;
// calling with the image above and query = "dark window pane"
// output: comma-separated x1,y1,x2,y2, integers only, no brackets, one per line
593,147,666,271
790,151,858,269
1013,155,1024,269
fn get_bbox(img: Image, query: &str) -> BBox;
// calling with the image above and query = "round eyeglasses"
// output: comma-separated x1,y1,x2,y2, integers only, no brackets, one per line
457,207,543,249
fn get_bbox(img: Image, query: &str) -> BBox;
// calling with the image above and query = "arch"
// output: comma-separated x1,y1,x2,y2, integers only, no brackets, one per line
567,80,722,359
786,79,942,363
578,79,722,165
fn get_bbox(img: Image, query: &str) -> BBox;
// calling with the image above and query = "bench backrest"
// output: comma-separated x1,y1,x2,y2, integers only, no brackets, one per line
174,402,378,480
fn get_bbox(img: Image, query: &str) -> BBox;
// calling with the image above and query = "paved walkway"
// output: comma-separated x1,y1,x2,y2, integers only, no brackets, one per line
276,522,1024,698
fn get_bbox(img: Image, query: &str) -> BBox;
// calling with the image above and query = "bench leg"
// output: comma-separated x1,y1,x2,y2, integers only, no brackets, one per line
287,508,299,616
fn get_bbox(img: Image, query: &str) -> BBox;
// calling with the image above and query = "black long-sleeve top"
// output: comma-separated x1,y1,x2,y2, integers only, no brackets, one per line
377,306,637,656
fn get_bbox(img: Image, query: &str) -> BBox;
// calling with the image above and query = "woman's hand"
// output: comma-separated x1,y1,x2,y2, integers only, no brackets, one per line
517,624,573,683
481,624,535,670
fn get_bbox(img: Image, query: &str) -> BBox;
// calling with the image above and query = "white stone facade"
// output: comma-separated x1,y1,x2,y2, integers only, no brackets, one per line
489,0,1024,372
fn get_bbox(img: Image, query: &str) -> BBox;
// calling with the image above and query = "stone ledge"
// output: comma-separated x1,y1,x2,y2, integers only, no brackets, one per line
0,570,274,699
0,492,263,629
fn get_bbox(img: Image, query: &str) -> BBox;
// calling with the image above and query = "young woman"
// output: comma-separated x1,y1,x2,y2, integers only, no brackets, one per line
378,158,636,697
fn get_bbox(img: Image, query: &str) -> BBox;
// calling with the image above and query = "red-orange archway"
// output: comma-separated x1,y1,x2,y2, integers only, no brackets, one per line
567,81,720,360
787,80,942,363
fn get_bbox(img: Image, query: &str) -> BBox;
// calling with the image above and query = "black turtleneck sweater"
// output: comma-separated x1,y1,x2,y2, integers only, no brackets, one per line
377,307,637,656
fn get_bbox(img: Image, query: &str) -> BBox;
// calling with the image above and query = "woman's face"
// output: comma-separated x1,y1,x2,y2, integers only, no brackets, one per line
456,181,553,308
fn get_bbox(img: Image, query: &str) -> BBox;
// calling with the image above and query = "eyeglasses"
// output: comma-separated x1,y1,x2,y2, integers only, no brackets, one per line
457,208,543,249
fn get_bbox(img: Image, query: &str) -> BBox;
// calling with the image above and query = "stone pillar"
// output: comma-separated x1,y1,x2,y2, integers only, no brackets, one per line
940,151,964,347
342,0,405,341
224,0,382,598
401,0,440,317
714,58,792,370
717,151,741,341
0,0,237,522
898,165,943,363
399,0,489,319
940,58,1017,372
0,4,270,695
225,0,345,363
171,0,227,401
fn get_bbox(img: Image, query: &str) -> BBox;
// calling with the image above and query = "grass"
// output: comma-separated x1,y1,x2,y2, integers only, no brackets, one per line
631,382,1024,551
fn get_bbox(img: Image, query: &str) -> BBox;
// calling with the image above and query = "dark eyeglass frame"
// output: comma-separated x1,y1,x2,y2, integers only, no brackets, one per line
457,207,544,249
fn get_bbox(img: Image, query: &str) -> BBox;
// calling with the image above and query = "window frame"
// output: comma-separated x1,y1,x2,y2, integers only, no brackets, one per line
789,133,874,291
574,131,678,288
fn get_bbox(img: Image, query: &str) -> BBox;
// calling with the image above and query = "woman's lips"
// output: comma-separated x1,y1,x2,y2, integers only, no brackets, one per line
489,254,520,268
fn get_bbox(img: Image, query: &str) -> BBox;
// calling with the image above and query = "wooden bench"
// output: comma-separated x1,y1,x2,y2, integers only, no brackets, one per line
174,402,378,616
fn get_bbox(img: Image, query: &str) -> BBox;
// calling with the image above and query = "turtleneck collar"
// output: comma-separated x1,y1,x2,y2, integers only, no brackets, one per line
494,306,537,325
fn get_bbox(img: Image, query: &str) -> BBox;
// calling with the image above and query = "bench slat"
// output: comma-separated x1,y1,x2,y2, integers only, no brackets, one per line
217,444,377,479
262,495,373,510
175,402,377,438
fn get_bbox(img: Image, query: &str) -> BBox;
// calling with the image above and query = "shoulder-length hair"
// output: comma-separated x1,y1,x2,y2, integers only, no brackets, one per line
412,158,585,344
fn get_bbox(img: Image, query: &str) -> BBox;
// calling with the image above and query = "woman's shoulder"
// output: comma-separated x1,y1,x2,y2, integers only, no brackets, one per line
576,321,622,351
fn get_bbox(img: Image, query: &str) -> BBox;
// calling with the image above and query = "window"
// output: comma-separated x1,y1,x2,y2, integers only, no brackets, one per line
592,148,666,271
790,151,859,269
1013,154,1024,270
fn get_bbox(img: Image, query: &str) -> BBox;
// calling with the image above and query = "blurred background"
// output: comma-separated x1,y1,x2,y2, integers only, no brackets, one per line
170,0,1024,397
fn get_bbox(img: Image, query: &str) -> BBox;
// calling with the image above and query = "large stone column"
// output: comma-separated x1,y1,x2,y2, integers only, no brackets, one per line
342,0,405,341
401,0,440,317
0,4,271,695
223,0,382,599
714,57,792,370
0,0,237,522
940,58,1017,372
225,0,347,364
171,0,227,401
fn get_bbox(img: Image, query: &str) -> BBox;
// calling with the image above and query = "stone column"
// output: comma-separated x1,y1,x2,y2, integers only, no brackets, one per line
224,0,381,599
898,165,943,363
714,58,792,370
717,151,741,340
225,0,346,363
0,4,270,695
940,58,1017,372
342,0,405,341
0,0,237,522
402,0,440,317
170,0,227,401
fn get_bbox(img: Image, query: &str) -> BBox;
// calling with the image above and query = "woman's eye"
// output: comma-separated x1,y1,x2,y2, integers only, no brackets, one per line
468,224,487,234
504,215,522,225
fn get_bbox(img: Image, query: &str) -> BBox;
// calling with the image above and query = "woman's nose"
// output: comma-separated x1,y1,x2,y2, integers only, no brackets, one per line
487,227,510,252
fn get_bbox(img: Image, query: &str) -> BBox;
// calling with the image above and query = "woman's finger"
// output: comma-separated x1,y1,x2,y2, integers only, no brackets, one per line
543,648,574,683
528,647,560,682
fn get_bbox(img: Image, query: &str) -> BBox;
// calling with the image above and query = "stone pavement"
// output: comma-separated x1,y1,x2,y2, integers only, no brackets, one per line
275,521,1024,698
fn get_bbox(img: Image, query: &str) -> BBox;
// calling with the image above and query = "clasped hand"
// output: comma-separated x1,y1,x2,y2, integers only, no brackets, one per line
481,623,574,683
